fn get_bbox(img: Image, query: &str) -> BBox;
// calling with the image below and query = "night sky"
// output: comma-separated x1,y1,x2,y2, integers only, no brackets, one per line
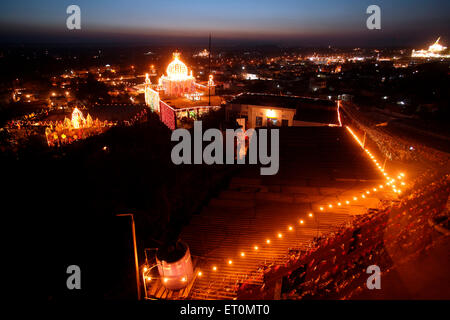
1,0,449,46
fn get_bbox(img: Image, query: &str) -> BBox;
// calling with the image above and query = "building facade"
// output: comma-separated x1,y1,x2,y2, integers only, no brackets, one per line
226,103,296,128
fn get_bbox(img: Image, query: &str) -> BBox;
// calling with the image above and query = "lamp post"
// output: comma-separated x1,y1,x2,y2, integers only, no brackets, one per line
208,33,211,106
316,212,320,238
117,213,141,300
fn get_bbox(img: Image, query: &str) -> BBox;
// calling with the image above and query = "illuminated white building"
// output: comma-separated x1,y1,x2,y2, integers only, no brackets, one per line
144,73,160,112
159,52,196,97
412,37,450,58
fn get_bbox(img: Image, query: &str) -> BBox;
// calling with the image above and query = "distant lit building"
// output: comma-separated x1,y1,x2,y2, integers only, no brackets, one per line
411,37,450,58
338,94,353,102
226,93,337,128
309,77,327,92
159,52,196,97
193,49,209,58
244,73,259,80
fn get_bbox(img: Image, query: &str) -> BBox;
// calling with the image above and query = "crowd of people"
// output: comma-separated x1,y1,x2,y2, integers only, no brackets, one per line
4,106,56,128
237,171,449,299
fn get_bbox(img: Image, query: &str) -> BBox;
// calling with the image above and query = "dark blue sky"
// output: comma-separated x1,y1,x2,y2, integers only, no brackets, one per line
1,0,449,46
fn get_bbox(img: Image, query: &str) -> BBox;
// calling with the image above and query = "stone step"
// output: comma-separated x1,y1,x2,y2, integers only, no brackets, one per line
229,177,262,186
209,198,255,208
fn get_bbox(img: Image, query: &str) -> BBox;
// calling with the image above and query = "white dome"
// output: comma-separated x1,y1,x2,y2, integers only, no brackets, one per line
166,52,190,80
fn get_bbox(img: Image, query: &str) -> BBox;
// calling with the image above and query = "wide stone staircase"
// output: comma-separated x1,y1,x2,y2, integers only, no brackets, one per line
146,127,392,299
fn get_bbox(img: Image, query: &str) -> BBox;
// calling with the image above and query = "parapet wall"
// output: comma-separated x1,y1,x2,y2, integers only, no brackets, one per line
341,105,449,165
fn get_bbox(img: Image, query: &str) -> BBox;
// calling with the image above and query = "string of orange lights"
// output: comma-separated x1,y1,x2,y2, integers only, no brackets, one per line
142,103,408,293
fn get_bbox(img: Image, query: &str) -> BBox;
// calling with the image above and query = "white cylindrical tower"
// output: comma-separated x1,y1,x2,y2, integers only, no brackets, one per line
156,240,194,290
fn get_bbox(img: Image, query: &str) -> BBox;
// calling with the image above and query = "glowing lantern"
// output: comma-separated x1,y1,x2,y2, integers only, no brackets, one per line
266,109,276,118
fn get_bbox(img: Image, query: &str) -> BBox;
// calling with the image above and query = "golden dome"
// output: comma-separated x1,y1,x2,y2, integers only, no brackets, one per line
166,52,190,80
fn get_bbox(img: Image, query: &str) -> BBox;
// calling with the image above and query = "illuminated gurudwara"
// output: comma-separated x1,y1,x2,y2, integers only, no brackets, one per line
412,37,450,58
45,107,111,147
159,52,196,97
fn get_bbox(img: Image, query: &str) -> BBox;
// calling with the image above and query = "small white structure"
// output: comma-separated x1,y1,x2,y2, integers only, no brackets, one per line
226,103,296,128
156,240,194,290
